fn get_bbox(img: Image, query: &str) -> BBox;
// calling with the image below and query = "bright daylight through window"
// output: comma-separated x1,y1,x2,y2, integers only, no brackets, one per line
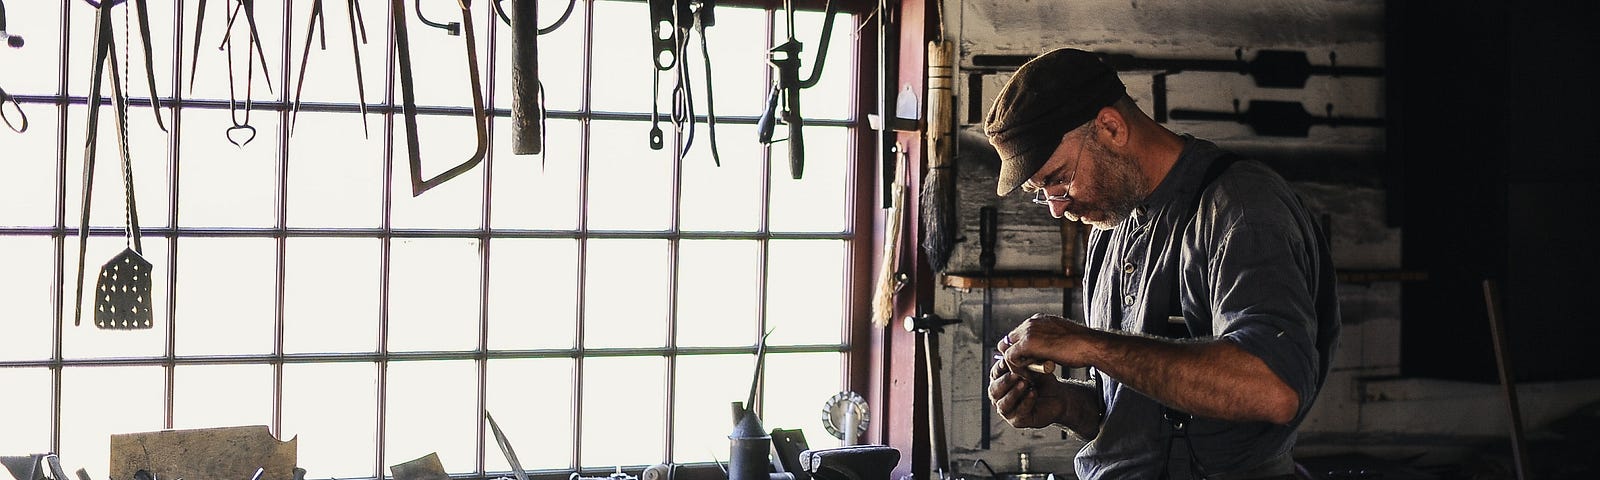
0,0,866,478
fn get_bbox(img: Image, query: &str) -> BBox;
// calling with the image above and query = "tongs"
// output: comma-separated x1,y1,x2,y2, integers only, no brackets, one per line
74,0,152,328
290,0,370,137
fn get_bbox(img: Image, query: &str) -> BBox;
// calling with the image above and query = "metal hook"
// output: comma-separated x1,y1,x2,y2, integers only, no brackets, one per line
1,0,27,48
416,0,460,35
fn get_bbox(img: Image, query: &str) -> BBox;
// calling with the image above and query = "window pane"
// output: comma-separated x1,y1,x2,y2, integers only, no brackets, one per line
679,124,763,232
673,354,755,463
491,119,581,230
177,0,285,102
288,112,385,228
390,115,487,230
64,104,173,229
1,1,62,95
581,356,665,467
486,358,575,471
584,239,667,348
489,239,578,350
763,352,843,449
779,11,856,121
174,364,273,429
0,368,51,454
175,238,276,356
769,127,848,232
589,1,652,114
0,237,55,361
684,7,771,118
390,238,482,351
2,108,58,228
287,0,390,107
387,360,478,473
284,362,378,479
179,108,277,228
60,366,165,466
676,240,758,347
63,237,168,359
587,121,672,231
765,240,844,345
285,238,380,353
491,0,585,112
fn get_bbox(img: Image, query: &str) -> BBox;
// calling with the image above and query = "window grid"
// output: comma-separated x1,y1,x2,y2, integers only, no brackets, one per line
0,0,866,478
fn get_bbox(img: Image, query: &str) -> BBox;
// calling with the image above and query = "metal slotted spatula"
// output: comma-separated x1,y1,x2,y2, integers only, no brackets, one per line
93,86,152,330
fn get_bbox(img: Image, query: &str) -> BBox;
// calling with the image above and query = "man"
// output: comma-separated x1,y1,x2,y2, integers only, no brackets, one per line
983,48,1340,480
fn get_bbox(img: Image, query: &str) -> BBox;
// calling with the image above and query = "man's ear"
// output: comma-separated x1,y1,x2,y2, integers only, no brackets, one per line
1094,106,1129,148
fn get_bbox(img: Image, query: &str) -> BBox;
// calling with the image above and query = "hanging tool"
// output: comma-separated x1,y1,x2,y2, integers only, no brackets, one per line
1168,99,1384,137
757,0,839,179
508,0,541,155
213,0,274,92
290,0,370,137
977,206,997,450
74,0,150,328
906,313,960,477
0,83,25,133
485,412,531,480
870,144,906,328
198,0,274,145
80,0,166,131
644,0,722,164
920,38,955,273
394,0,490,196
0,0,24,48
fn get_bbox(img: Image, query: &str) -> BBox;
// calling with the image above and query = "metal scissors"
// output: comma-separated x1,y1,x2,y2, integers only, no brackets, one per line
290,0,370,137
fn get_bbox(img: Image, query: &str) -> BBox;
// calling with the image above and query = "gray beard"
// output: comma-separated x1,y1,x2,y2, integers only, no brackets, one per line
1083,140,1148,230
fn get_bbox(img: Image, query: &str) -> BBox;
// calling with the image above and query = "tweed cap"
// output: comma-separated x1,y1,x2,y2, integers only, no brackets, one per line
985,48,1126,196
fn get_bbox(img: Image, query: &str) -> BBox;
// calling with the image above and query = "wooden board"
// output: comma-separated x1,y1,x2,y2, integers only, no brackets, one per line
110,426,296,480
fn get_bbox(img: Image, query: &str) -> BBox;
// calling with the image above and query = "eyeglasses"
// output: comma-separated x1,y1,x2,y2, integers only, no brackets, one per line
1025,131,1089,207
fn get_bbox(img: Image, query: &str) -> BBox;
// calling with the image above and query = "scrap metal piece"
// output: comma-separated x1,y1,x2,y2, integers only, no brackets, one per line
110,426,297,480
1,455,45,480
390,454,449,480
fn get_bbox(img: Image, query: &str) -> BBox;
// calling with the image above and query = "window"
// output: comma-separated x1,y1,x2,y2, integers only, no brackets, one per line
0,0,869,478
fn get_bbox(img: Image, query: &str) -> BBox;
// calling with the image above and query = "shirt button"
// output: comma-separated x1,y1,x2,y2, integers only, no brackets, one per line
1123,263,1136,274
1124,294,1136,305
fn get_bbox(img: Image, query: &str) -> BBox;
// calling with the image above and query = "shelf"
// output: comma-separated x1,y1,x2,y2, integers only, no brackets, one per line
941,269,1426,290
941,271,1080,290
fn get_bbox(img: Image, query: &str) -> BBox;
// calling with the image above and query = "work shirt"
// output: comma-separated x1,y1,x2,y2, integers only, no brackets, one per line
1075,136,1340,479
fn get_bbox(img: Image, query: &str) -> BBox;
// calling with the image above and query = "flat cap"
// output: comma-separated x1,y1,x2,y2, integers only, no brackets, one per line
985,48,1126,196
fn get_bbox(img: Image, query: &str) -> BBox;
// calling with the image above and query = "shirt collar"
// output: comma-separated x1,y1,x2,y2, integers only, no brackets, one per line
1125,134,1227,226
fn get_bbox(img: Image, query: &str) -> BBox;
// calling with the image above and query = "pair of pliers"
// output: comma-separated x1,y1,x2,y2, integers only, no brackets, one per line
74,0,143,326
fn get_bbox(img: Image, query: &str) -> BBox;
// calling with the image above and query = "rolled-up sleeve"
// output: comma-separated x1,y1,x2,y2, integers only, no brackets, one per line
1208,220,1321,419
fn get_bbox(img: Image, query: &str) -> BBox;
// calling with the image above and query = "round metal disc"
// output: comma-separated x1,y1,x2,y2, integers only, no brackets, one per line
820,391,869,440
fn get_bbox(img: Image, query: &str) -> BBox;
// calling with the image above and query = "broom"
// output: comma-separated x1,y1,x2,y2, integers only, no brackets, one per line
872,146,907,328
920,39,956,273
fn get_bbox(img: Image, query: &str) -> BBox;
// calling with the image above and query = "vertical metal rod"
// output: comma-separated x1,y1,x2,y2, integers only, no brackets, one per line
1482,279,1529,480
479,1,502,474
573,0,595,468
49,0,72,456
165,0,186,434
378,1,400,475
272,0,295,440
978,206,996,450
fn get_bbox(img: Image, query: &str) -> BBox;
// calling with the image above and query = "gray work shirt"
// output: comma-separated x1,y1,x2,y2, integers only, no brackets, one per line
1075,136,1341,479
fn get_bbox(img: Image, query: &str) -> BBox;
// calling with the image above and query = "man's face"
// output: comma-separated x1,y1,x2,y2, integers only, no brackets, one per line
1021,128,1147,230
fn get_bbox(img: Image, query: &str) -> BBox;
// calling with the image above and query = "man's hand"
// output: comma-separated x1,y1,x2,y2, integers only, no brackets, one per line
999,314,1101,373
987,354,1067,429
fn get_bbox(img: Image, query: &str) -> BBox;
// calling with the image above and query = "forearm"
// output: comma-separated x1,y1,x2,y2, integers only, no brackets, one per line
1079,331,1298,424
